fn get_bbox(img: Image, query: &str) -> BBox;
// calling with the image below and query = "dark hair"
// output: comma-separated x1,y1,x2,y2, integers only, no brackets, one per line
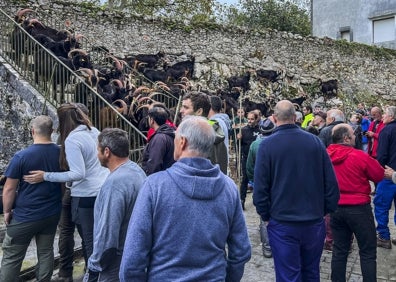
75,103,89,115
148,106,168,126
183,91,211,117
304,105,312,113
57,103,92,170
98,128,129,158
332,125,350,144
210,95,222,113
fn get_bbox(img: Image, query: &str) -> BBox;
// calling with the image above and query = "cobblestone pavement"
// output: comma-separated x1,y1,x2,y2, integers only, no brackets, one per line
241,192,396,282
1,193,396,281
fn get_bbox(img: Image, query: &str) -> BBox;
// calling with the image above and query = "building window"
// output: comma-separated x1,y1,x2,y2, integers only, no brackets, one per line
339,27,353,42
373,17,395,43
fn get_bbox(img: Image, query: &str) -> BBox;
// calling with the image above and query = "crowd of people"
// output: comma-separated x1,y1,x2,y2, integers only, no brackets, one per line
1,92,396,282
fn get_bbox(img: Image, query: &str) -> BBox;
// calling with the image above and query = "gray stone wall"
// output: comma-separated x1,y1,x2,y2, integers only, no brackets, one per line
2,0,396,103
1,0,396,171
0,57,57,172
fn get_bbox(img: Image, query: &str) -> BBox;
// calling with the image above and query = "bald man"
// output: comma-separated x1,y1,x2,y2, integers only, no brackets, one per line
253,100,339,282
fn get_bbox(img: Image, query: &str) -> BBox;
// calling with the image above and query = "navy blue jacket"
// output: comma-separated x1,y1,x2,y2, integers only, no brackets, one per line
377,120,396,170
253,124,339,223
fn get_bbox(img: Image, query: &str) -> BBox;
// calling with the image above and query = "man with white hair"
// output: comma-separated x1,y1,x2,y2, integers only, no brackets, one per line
120,116,251,281
318,108,345,147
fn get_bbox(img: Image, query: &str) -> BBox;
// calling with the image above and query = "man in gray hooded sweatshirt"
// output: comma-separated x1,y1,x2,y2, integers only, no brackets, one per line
120,116,251,281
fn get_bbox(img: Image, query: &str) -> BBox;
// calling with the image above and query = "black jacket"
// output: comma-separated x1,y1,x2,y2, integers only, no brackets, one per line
141,124,175,175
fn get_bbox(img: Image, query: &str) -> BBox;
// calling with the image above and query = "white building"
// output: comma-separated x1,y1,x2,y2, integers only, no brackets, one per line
312,0,396,49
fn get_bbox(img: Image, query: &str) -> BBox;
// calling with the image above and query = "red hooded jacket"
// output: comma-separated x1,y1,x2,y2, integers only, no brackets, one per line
327,144,384,205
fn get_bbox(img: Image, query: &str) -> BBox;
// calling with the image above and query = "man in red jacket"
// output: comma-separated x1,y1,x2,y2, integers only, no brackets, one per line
327,124,384,282
366,106,385,158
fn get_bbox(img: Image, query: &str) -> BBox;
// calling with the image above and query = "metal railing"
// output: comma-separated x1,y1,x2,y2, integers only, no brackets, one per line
0,8,151,163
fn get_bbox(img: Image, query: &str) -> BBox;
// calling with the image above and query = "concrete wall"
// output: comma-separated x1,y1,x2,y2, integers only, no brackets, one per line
312,0,396,49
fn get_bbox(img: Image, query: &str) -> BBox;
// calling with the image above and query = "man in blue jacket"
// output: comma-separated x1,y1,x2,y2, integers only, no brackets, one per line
120,116,251,281
374,106,396,249
253,100,339,282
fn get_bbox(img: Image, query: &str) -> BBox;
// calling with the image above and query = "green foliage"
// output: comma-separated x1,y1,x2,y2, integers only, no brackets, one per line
225,0,311,36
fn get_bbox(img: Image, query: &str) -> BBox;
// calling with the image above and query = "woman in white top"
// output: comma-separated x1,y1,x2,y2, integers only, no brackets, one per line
24,103,109,269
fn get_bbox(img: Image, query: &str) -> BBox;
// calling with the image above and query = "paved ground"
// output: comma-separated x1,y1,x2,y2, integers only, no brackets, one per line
241,192,396,282
1,193,396,281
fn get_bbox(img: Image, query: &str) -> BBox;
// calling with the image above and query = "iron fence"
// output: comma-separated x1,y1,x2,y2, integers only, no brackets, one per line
0,8,156,163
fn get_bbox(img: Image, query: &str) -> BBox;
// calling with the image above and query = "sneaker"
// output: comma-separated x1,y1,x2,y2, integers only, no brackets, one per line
262,248,272,258
392,238,396,245
377,236,392,249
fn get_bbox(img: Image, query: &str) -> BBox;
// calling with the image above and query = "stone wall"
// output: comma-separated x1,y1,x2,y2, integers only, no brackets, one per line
0,57,57,172
1,0,396,171
2,0,396,103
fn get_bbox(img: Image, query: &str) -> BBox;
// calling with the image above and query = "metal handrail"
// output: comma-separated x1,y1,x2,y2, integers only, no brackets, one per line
0,8,149,163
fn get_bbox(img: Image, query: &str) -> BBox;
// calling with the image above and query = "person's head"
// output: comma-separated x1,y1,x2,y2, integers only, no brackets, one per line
383,106,396,125
302,105,312,116
75,103,89,116
370,106,383,121
57,103,92,141
357,103,365,110
30,115,53,140
332,124,355,146
237,108,245,118
349,113,362,125
149,102,172,121
326,109,344,125
273,100,296,125
180,92,211,119
209,95,222,114
295,111,303,124
57,103,92,170
173,116,215,160
247,111,259,127
259,117,276,136
97,128,129,168
312,111,326,126
148,106,168,128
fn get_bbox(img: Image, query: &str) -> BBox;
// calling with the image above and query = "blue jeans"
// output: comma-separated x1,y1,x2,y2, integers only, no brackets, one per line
374,179,396,240
0,214,59,282
330,204,376,282
267,219,325,282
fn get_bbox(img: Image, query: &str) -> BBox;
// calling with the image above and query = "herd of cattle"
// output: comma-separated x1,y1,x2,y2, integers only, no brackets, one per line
7,8,339,132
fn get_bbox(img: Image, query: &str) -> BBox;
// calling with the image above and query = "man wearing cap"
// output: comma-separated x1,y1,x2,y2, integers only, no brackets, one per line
246,116,276,258
313,111,327,133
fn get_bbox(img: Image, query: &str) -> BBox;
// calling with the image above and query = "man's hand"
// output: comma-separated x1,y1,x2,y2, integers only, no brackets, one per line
366,131,374,137
3,211,12,225
23,170,45,184
384,165,395,180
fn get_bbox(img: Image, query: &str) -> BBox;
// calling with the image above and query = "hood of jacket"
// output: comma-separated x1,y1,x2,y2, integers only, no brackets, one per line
167,157,226,200
211,113,231,130
155,124,175,138
327,143,354,165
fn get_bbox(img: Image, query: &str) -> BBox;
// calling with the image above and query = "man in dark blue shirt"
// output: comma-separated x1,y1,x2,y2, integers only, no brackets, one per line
1,115,61,282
